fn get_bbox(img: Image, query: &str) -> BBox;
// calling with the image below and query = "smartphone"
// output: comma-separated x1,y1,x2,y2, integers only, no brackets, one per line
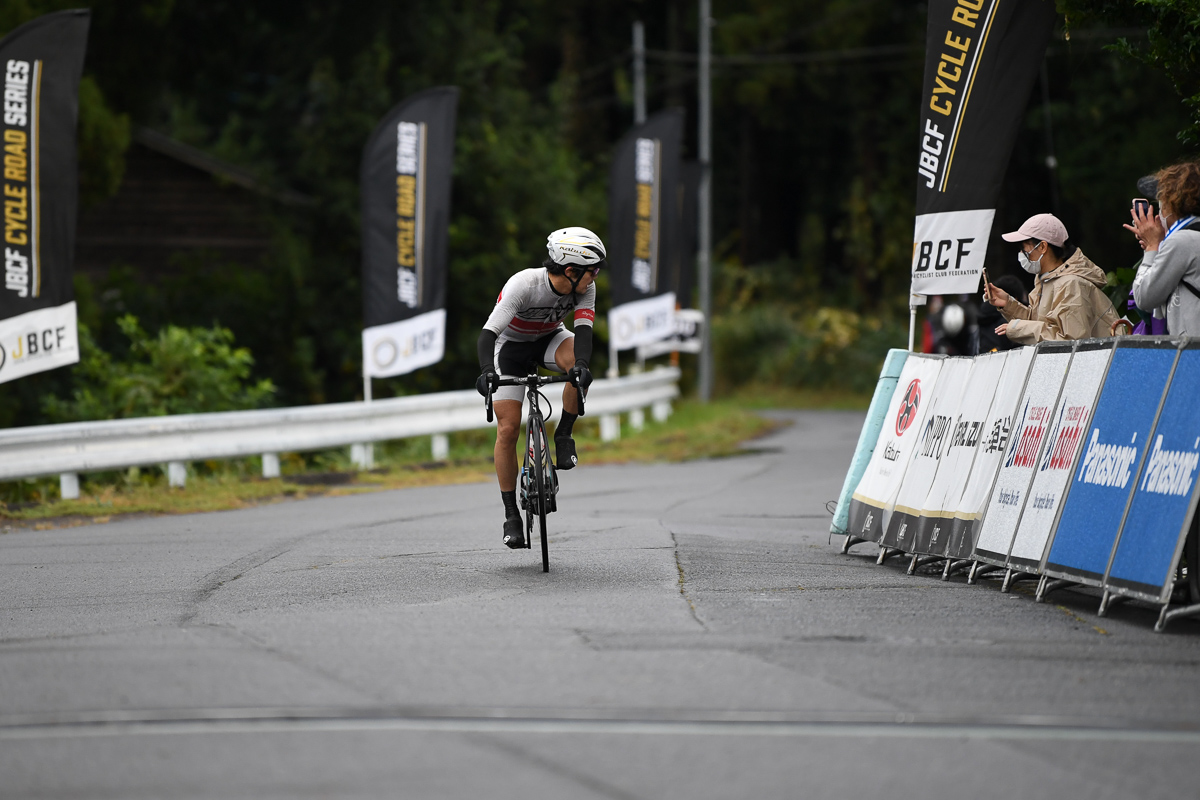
982,268,990,299
1133,198,1151,215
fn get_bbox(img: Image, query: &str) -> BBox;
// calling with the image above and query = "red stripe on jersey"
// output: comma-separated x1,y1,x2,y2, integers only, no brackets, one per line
574,308,595,323
507,318,560,334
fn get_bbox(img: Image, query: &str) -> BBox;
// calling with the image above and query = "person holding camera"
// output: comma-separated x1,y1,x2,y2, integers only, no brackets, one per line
982,213,1117,344
1126,162,1200,336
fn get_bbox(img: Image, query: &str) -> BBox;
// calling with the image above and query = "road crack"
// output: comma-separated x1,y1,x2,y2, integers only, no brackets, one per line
670,531,707,630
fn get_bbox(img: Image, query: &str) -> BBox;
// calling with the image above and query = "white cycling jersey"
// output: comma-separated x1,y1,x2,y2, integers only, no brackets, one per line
483,267,596,343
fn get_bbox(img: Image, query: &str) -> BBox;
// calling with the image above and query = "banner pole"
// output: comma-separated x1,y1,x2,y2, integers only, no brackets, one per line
633,21,646,125
697,0,714,401
908,304,917,352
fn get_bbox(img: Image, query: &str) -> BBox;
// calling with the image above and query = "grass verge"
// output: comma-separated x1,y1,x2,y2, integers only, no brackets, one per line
0,395,805,528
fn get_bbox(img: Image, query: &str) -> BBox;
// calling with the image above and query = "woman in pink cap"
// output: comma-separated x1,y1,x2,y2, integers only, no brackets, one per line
982,213,1118,344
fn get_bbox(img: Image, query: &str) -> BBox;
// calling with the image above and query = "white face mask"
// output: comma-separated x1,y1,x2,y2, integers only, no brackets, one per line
1017,244,1044,274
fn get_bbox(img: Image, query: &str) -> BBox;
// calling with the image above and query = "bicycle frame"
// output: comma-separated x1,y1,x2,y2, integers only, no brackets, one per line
485,374,584,572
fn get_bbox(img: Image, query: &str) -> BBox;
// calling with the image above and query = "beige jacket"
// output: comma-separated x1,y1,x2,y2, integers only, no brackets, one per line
1000,248,1118,345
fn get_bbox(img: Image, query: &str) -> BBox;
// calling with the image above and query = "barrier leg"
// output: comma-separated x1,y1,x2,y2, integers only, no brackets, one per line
908,555,943,575
262,453,280,479
1098,590,1128,617
1036,578,1075,603
943,560,973,581
59,472,80,500
600,415,620,442
1157,602,1200,632
967,563,1003,585
432,434,450,461
167,462,187,489
877,548,906,565
652,399,671,422
841,535,868,554
629,407,645,432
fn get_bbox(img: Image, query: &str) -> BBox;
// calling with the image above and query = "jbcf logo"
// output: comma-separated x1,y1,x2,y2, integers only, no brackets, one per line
8,326,68,361
914,238,973,272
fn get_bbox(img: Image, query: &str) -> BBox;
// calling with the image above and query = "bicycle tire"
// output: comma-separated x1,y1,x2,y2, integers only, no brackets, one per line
532,419,550,572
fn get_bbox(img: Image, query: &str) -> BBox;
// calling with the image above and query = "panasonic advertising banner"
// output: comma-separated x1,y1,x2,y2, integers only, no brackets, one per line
882,357,973,553
1105,343,1200,603
910,0,1056,296
1041,339,1179,585
0,10,89,385
360,87,458,378
847,354,945,543
945,345,1034,560
909,349,1009,556
973,342,1073,567
1004,340,1112,573
608,109,683,349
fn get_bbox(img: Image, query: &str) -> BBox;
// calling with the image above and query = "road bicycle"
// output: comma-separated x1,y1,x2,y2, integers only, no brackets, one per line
486,374,585,572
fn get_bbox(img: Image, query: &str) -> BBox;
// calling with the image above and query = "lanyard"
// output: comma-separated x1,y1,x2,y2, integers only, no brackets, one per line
1164,215,1197,240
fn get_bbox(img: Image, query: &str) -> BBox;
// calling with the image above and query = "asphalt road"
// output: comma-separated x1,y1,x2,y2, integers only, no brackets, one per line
2,410,1199,799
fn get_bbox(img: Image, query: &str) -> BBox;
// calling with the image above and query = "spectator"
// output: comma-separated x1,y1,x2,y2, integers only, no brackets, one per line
978,275,1028,352
1126,162,1200,335
983,213,1117,344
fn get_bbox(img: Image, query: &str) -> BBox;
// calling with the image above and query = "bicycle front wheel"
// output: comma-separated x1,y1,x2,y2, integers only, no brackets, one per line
531,421,550,572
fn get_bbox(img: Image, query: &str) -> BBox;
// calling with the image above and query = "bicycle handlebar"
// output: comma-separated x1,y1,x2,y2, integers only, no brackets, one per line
484,374,585,421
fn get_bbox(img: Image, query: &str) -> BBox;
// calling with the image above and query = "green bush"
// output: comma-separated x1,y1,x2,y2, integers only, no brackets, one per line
42,315,275,422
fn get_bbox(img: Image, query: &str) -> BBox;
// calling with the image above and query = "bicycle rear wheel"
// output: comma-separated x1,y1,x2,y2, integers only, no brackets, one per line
531,420,550,572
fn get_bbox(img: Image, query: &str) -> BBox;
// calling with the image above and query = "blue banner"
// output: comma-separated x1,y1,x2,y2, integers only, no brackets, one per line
1042,342,1178,584
1106,345,1200,601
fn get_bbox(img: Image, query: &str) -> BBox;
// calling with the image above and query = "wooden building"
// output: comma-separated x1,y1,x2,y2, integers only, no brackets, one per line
74,128,313,279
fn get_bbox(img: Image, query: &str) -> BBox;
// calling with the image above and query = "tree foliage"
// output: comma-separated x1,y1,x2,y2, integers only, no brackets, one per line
0,0,1196,424
42,316,274,422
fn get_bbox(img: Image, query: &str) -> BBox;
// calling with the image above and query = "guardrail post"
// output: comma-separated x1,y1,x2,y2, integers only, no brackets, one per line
261,453,280,479
600,414,621,442
166,462,187,488
350,443,374,470
629,407,645,431
60,472,79,500
652,399,671,422
431,434,449,461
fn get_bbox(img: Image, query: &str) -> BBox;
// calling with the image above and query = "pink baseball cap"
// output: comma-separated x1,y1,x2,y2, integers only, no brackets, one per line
1001,213,1068,247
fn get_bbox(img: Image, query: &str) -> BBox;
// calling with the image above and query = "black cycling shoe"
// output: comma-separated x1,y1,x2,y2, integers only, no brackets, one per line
503,515,525,549
555,435,578,470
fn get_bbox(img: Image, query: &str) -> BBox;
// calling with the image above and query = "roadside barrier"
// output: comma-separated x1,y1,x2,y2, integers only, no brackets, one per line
830,348,907,539
0,367,679,496
833,339,1200,632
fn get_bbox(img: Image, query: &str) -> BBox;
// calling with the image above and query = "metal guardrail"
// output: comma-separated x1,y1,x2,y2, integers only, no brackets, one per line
0,367,680,497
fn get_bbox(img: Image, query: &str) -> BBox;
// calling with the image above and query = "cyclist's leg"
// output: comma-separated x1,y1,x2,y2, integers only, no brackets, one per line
493,399,522,492
549,334,585,469
495,337,539,547
551,335,581,415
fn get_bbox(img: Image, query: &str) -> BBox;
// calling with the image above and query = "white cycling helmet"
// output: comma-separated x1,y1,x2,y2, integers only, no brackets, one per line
546,227,606,270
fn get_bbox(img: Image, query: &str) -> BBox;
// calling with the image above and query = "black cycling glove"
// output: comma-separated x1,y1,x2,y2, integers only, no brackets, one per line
476,368,498,397
567,362,592,391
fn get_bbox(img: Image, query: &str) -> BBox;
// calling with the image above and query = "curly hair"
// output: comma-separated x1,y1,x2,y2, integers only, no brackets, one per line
1155,162,1200,218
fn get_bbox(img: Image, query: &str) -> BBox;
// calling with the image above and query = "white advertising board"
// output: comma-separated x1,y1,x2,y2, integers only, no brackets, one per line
973,342,1074,566
362,308,446,378
846,354,944,543
945,346,1035,560
881,357,974,552
1005,341,1113,573
910,349,1012,556
608,292,676,350
0,301,79,385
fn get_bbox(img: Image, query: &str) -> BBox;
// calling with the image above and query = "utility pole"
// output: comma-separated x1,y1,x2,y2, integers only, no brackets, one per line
697,0,713,401
633,21,646,125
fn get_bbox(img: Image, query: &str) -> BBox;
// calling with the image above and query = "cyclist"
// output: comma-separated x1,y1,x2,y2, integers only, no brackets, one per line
475,227,604,548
